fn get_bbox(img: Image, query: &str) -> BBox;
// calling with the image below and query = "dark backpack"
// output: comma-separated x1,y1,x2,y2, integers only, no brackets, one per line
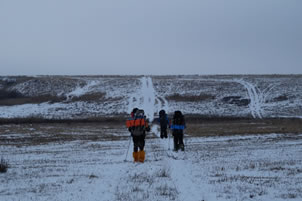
132,109,147,136
160,117,168,130
135,109,144,119
173,110,184,126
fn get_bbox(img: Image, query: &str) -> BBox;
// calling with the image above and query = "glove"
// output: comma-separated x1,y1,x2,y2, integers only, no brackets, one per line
146,126,150,132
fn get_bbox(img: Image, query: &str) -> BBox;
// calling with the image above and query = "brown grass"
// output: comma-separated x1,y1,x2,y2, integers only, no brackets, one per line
185,117,302,137
0,115,127,125
0,95,66,106
0,121,127,146
1,116,302,147
166,93,215,102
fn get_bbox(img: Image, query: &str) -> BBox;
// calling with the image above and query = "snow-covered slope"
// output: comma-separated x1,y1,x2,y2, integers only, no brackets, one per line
0,75,301,119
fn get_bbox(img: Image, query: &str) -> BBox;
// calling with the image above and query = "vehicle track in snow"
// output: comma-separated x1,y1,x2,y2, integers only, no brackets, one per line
128,76,169,121
125,76,208,201
235,79,263,119
177,77,279,119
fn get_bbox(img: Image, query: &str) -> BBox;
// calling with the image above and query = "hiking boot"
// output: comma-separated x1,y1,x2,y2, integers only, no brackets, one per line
160,134,164,139
173,144,178,152
180,144,185,151
133,152,139,162
138,150,145,163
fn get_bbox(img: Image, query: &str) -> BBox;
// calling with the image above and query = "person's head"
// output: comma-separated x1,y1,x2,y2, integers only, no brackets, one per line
131,107,138,117
132,108,138,113
174,110,182,117
159,109,166,117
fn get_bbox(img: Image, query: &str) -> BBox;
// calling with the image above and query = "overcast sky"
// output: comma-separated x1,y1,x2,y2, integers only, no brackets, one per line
1,0,301,75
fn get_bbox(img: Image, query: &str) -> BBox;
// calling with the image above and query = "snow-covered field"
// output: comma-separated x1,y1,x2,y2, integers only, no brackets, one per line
1,124,302,201
1,75,302,200
0,75,302,119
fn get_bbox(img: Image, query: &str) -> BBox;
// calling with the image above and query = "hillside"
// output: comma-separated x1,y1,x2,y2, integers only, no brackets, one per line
0,75,302,120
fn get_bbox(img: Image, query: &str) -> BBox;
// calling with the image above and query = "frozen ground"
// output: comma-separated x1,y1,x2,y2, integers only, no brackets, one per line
1,75,302,201
0,124,301,201
0,75,302,119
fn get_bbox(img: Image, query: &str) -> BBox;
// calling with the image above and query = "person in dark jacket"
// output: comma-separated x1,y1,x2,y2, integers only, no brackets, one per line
158,109,169,139
170,110,186,151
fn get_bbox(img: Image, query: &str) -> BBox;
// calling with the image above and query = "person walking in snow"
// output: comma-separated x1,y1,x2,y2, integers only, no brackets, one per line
158,109,169,139
126,108,150,162
170,110,186,152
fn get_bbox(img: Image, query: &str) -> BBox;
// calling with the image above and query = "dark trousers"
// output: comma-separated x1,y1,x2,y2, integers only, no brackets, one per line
173,131,184,151
132,135,145,152
160,129,168,138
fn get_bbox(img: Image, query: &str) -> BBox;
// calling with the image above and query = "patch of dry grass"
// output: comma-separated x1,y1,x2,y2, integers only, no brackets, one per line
0,121,127,146
0,94,66,106
166,93,215,102
185,116,302,137
0,115,127,124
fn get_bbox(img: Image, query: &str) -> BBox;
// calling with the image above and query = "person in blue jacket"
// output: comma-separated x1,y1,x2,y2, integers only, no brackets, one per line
170,110,186,151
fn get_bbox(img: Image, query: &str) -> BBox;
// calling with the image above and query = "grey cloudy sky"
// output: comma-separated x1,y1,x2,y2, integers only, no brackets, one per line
1,0,301,75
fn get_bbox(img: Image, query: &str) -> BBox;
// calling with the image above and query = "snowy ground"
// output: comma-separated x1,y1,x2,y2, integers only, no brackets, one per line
1,75,302,201
1,124,302,201
0,76,302,201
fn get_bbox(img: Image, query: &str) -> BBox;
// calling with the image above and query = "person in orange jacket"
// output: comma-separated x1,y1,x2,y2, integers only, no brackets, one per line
126,108,150,162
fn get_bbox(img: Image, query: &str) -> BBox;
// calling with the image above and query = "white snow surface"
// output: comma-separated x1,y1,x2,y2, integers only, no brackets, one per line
1,127,302,201
1,76,302,200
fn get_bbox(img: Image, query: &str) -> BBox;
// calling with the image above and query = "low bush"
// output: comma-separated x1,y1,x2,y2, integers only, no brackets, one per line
0,89,24,99
0,158,9,173
222,96,250,106
273,95,289,102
